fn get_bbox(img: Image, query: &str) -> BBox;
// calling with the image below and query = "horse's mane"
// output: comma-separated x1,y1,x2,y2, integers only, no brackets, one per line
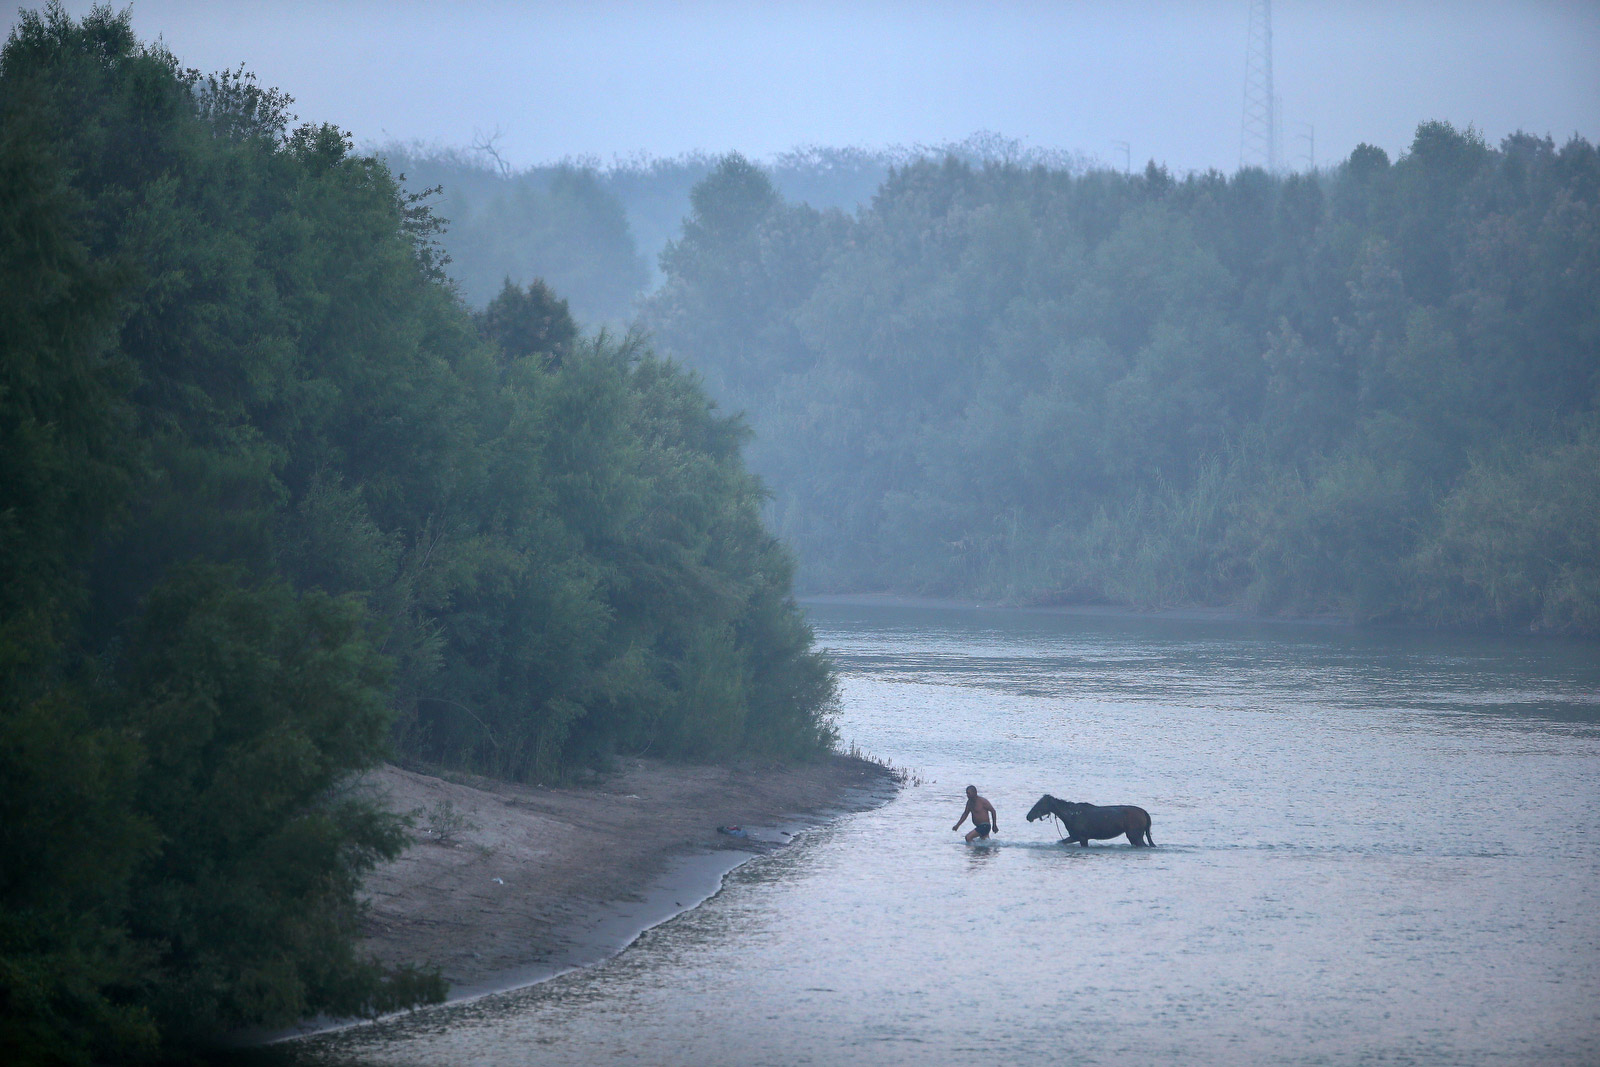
1029,794,1092,819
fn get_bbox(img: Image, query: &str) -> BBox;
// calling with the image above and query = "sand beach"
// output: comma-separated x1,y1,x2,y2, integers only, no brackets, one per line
355,755,897,1000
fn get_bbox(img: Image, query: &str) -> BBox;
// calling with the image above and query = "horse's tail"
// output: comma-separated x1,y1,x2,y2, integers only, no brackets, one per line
1142,810,1155,847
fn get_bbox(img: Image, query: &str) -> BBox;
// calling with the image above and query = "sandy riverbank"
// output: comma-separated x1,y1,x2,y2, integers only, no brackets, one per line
354,754,897,1000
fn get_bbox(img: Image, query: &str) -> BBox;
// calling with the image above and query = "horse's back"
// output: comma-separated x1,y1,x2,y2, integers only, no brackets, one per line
1099,805,1152,844
1100,804,1150,825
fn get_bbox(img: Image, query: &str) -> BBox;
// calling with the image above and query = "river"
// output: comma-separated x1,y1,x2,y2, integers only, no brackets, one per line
303,601,1600,1065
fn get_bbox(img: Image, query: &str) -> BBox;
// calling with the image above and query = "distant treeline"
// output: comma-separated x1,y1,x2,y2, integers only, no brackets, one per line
637,131,1600,635
377,133,1087,322
382,126,1599,636
1,7,833,1062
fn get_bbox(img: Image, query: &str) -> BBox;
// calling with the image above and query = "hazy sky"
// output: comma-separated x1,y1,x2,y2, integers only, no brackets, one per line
20,1,1600,173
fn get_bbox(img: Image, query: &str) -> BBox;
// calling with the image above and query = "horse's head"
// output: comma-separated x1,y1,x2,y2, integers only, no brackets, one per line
1025,794,1056,822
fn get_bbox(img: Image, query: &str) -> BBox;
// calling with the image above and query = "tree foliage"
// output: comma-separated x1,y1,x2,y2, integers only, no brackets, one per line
643,131,1600,635
377,144,650,324
381,133,1093,315
0,6,834,1061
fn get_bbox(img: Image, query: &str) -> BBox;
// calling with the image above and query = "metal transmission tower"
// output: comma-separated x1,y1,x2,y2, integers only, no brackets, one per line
1240,0,1276,172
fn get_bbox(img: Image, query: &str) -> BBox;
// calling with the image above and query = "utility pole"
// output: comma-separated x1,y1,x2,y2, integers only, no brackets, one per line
1240,0,1276,172
1110,140,1131,175
1294,120,1315,172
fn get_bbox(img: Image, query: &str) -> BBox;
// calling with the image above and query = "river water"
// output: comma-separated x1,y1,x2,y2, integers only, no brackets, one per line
304,602,1600,1066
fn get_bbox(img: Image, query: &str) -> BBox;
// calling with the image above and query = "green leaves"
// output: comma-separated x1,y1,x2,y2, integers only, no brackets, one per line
401,319,831,780
643,125,1600,631
5,8,843,1060
1412,421,1600,634
119,566,425,1037
480,278,578,366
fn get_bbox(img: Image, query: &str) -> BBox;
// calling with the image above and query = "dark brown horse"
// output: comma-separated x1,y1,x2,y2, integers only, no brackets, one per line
1026,794,1155,847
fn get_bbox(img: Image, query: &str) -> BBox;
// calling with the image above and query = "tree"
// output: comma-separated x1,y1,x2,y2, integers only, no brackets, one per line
479,278,578,365
639,127,1600,629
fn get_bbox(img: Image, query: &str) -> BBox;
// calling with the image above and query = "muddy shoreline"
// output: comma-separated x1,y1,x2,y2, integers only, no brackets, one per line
352,753,897,1004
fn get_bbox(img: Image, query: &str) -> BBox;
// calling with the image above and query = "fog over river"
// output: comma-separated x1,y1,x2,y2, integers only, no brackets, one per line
308,601,1600,1066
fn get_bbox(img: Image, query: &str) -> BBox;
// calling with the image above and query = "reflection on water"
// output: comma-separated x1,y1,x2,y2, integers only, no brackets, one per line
304,604,1600,1066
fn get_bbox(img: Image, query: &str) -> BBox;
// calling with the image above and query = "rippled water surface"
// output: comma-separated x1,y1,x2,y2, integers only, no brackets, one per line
308,604,1600,1065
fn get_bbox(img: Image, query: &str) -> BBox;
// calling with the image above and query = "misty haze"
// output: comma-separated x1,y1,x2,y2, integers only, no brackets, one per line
2,3,1597,1065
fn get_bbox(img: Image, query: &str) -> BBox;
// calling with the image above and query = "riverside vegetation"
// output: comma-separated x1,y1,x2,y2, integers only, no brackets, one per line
375,133,1082,321
0,7,835,1062
638,140,1600,634
397,123,1599,636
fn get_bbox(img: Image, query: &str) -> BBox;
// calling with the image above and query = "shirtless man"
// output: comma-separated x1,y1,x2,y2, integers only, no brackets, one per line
952,785,998,843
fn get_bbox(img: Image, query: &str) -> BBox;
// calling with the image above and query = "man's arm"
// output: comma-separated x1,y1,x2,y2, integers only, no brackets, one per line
985,800,998,832
952,798,972,831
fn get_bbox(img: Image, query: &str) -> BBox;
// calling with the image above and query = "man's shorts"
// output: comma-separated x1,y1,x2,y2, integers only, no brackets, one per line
973,822,991,838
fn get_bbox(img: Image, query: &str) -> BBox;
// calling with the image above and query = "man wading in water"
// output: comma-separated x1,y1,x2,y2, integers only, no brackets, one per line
952,785,998,843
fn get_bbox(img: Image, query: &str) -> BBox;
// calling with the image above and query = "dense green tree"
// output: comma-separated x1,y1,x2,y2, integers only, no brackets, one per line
117,566,435,1041
479,277,578,366
380,134,1095,315
642,124,1600,634
0,6,837,1060
1411,419,1600,633
0,9,157,1061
